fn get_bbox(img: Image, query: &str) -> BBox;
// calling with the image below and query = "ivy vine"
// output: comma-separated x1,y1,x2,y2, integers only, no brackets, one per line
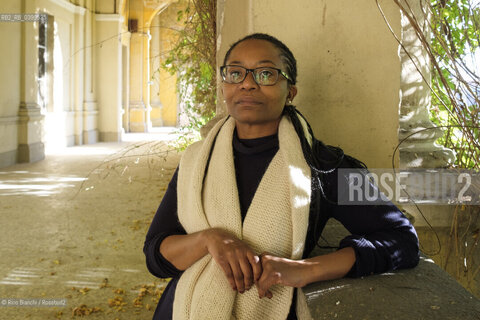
428,0,480,168
162,0,217,150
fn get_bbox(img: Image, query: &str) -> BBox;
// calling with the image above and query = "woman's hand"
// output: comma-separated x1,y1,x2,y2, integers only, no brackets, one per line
256,253,310,299
203,228,262,294
256,247,356,298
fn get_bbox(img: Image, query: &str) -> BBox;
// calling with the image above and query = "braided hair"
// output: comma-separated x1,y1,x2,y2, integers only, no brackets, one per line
283,105,368,249
224,34,367,247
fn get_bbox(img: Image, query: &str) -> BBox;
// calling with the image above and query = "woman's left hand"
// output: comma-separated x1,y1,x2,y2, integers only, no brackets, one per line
256,253,310,299
257,247,357,299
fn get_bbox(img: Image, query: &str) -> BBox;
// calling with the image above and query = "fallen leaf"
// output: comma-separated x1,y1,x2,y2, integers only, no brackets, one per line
100,278,109,288
133,297,143,307
79,287,90,295
108,296,126,307
113,288,125,295
72,304,102,316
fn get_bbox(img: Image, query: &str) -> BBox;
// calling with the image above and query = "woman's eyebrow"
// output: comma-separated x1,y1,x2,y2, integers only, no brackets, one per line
226,60,278,66
227,60,243,65
256,60,277,66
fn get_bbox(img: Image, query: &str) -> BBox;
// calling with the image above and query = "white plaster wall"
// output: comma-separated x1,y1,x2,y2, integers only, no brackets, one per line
218,0,401,168
65,111,75,145
0,0,21,155
53,17,72,113
0,120,18,156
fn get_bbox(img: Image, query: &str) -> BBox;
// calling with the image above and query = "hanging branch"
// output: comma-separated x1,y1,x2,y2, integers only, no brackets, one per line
161,0,217,150
390,0,480,169
379,0,480,298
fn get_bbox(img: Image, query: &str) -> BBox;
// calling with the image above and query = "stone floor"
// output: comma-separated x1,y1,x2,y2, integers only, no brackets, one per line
0,134,181,319
1,132,479,319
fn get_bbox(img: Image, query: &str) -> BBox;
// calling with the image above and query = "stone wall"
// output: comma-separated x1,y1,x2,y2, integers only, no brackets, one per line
217,0,402,168
0,0,21,167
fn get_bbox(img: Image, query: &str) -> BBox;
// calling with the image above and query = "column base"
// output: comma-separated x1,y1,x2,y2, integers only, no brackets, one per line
18,104,45,163
151,119,164,127
151,102,164,127
18,141,45,163
399,121,456,168
66,134,75,147
83,129,99,144
129,122,148,132
400,148,456,168
128,101,148,133
99,131,121,142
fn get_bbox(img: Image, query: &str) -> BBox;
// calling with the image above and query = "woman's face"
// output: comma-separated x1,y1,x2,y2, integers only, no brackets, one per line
222,39,296,131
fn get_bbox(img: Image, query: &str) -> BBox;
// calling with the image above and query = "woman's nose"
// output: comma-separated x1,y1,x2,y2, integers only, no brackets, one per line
240,71,259,90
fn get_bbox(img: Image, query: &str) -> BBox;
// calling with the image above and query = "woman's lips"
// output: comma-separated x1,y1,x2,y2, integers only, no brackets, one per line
235,97,262,105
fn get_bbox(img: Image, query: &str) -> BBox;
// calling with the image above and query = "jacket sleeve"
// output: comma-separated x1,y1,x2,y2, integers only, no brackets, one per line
143,167,186,279
325,163,420,278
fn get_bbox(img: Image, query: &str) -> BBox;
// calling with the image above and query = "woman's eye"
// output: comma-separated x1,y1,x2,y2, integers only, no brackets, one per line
259,70,274,80
228,70,242,81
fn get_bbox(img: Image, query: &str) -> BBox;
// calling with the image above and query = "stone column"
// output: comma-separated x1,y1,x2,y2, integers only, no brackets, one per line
128,31,150,132
95,14,123,142
399,0,455,168
73,5,87,145
18,0,45,163
127,0,151,133
83,0,98,144
150,14,164,127
121,32,131,133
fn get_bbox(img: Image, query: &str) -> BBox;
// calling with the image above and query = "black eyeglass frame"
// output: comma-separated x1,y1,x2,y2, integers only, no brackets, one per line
220,65,291,86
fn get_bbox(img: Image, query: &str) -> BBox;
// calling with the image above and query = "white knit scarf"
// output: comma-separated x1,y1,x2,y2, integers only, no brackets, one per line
173,115,312,320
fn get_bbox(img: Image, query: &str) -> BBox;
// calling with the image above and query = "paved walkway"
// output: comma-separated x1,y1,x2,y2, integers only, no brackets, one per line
3,133,478,319
0,137,181,319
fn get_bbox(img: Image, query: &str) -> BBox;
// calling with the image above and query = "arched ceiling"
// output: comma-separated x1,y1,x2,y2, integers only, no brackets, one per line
118,0,179,29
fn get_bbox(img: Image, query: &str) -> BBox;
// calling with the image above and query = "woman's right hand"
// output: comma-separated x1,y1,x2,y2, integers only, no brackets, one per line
203,228,262,294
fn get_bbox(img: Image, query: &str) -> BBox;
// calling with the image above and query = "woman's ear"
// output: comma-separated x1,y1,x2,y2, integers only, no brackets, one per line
288,85,297,102
221,86,225,103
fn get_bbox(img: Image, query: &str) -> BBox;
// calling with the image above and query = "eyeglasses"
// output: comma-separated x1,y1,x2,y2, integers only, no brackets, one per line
220,65,291,86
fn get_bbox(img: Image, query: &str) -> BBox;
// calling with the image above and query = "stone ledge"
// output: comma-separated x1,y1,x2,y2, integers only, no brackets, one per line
303,251,480,319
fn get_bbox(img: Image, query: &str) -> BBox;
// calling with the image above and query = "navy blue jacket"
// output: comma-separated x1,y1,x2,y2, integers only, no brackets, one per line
143,131,419,319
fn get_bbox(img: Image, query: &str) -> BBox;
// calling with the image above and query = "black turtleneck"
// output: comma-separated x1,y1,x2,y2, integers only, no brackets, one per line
143,130,282,320
143,128,419,320
232,129,279,217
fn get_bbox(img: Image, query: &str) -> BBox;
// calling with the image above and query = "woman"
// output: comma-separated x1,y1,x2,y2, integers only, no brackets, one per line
144,33,419,320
